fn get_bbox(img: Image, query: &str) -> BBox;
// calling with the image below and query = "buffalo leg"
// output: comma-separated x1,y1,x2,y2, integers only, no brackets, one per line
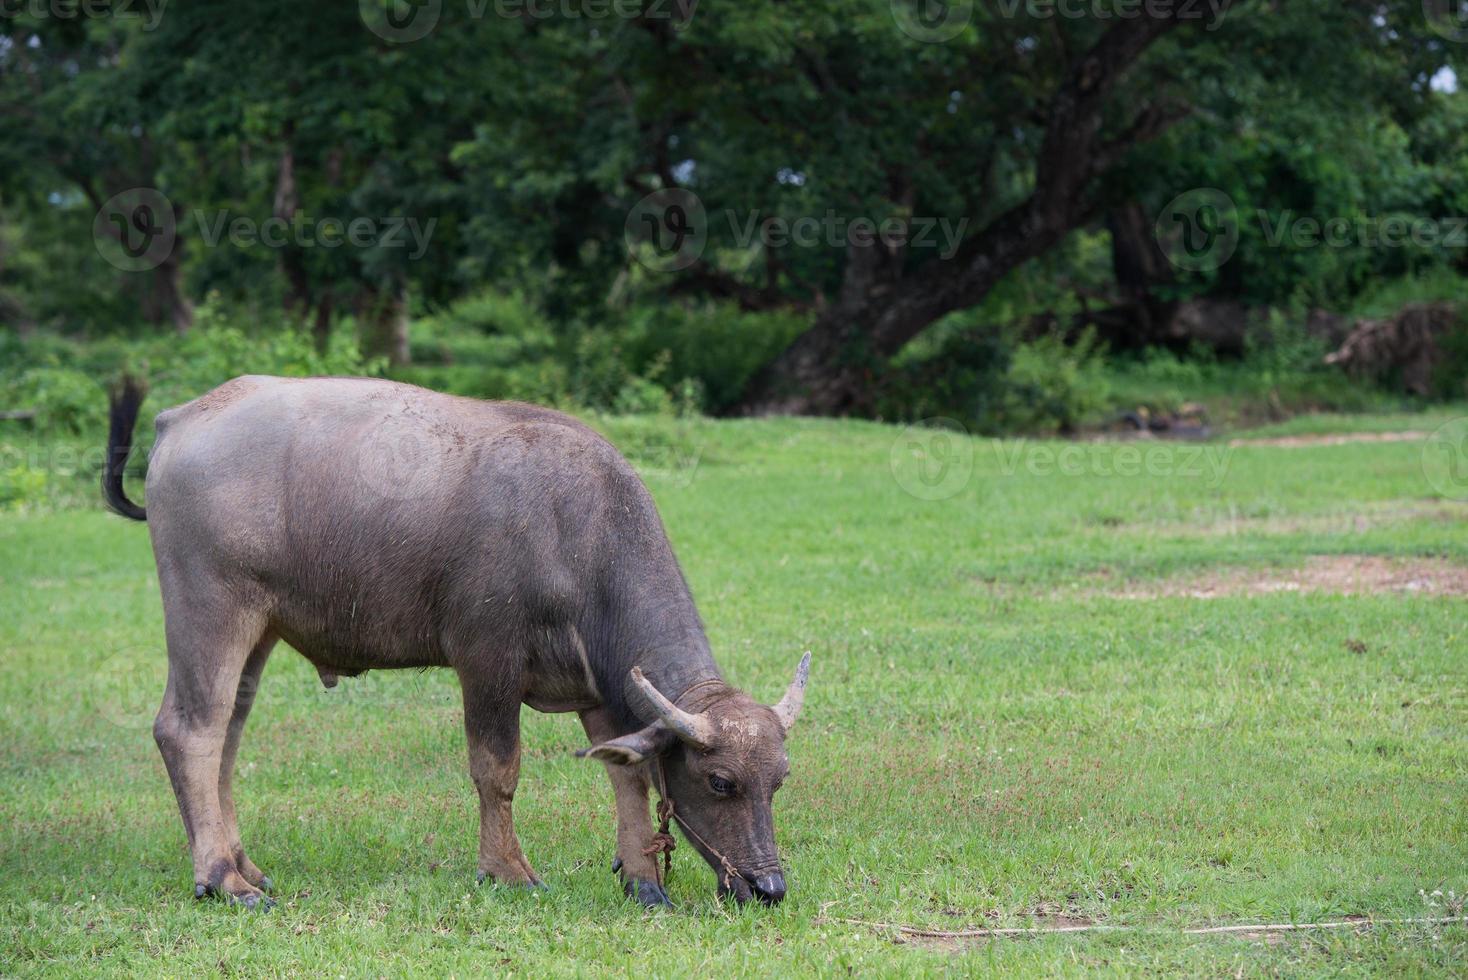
579,707,671,907
459,674,541,887
153,593,271,908
218,635,276,891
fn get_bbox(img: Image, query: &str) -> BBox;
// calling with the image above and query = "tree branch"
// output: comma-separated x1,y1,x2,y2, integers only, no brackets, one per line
870,4,1232,351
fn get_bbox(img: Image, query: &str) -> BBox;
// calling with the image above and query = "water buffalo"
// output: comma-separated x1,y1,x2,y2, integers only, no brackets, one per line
102,375,809,910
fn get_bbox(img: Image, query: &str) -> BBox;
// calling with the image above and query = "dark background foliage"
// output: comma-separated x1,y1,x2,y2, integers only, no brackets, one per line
2,0,1466,443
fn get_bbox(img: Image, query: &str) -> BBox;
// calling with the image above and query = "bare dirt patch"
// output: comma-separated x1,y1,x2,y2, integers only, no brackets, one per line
1099,555,1468,599
1113,500,1464,539
880,914,1099,953
1228,431,1427,448
827,911,1468,952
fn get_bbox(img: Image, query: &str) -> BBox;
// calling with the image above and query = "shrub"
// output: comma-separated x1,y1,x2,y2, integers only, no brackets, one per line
0,451,50,513
5,367,108,438
1434,319,1468,401
1241,309,1331,386
398,292,758,416
993,327,1112,435
879,323,1111,435
619,302,809,413
0,298,387,510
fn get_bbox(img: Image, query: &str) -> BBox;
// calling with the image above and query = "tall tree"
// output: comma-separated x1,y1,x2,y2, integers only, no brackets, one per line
0,14,196,331
0,0,508,352
459,0,1462,413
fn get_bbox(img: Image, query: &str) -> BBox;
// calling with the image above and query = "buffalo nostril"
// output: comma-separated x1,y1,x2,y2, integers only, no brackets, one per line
752,872,786,905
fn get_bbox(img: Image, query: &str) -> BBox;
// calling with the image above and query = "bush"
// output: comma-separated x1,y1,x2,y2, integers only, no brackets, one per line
0,451,50,513
879,323,1110,435
398,291,782,416
618,302,809,413
994,328,1112,435
0,297,386,511
5,367,108,438
1240,309,1331,386
1434,320,1468,401
1,296,384,437
401,291,567,402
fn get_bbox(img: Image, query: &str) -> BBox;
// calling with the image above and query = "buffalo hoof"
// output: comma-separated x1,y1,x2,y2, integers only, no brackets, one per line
625,877,673,909
195,881,274,911
475,871,547,891
235,853,272,893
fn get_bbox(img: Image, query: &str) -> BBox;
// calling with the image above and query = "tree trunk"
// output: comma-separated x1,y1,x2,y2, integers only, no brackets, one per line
361,282,410,366
731,7,1210,415
735,201,1076,415
1099,200,1177,348
146,249,194,334
1325,302,1461,396
312,292,334,353
274,139,314,318
82,169,194,333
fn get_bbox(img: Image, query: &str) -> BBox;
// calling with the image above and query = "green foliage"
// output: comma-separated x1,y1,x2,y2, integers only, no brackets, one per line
0,300,384,511
1350,268,1468,318
3,313,381,440
392,290,798,416
1241,310,1332,387
170,299,386,391
1104,325,1409,428
392,290,663,411
397,291,567,404
0,454,49,513
565,330,654,413
1432,317,1468,402
880,324,1111,435
994,328,1112,435
4,367,108,439
3,1,1466,418
617,303,810,413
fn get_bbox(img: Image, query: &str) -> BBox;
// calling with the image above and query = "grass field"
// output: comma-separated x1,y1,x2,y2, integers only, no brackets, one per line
2,411,1466,975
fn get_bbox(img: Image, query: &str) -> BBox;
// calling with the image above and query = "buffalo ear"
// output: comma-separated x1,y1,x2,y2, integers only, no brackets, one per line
576,724,676,765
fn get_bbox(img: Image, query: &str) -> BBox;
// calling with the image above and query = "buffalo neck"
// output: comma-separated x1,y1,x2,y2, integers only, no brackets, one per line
590,572,723,732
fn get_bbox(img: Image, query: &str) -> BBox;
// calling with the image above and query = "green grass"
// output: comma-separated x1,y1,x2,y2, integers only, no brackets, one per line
1099,357,1421,431
1230,408,1463,439
2,413,1467,975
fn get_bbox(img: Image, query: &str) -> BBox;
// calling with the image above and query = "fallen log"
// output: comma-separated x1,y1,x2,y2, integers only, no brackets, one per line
1324,302,1461,395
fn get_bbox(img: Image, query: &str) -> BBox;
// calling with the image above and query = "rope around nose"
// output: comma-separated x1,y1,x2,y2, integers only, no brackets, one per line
647,758,745,892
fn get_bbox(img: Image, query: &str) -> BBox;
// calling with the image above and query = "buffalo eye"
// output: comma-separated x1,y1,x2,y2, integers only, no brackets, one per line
709,775,736,796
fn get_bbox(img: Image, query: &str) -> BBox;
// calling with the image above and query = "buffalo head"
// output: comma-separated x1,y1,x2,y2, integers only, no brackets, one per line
580,653,810,905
